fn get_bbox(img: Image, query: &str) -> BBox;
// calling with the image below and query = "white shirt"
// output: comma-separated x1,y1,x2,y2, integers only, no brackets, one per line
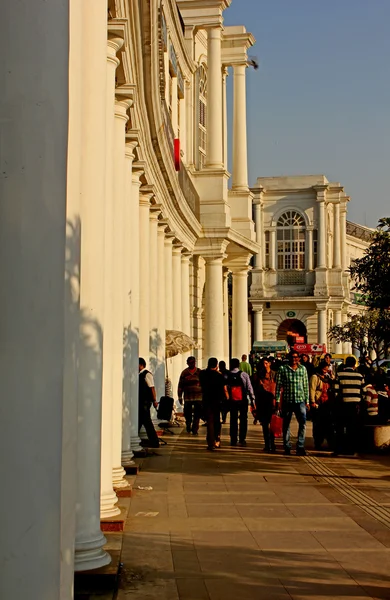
139,368,155,388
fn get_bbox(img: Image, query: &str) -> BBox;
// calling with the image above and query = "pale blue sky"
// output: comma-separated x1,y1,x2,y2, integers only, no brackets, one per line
224,0,390,227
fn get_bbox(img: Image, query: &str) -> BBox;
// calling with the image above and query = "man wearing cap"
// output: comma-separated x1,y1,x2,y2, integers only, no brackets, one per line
178,356,203,435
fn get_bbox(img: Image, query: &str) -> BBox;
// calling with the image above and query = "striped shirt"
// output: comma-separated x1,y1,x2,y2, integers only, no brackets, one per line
335,368,364,403
275,364,309,404
363,384,378,417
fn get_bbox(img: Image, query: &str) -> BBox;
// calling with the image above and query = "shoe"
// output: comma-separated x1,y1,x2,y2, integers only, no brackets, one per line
186,427,191,433
284,448,291,455
207,446,215,451
222,420,226,424
253,419,258,425
239,440,247,447
270,447,276,454
263,447,270,453
192,431,198,436
296,448,307,456
230,441,237,446
215,441,221,449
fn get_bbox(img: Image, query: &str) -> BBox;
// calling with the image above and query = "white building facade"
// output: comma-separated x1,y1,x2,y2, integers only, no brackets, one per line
0,1,258,598
250,175,372,353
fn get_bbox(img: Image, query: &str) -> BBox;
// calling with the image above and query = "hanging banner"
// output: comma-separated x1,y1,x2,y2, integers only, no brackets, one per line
293,343,326,355
174,138,181,171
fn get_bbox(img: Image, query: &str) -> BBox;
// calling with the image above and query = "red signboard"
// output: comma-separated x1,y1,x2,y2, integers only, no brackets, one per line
293,343,326,355
295,336,305,343
174,138,180,171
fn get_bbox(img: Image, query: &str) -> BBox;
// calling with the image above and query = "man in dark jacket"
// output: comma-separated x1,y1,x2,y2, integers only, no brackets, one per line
228,358,256,447
200,357,228,451
138,357,159,448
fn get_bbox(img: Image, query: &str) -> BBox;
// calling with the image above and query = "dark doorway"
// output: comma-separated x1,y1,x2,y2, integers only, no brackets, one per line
277,319,307,347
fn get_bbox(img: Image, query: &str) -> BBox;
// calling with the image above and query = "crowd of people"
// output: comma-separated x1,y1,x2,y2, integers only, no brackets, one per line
138,351,390,456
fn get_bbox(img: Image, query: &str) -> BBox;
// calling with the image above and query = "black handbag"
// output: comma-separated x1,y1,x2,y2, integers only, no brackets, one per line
157,396,174,421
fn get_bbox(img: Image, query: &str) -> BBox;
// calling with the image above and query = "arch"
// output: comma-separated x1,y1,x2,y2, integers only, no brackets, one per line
271,205,310,228
277,319,307,346
276,209,306,271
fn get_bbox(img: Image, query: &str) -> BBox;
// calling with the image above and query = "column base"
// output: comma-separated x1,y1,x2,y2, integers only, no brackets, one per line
112,465,129,489
100,491,120,519
130,434,142,452
74,532,111,572
121,450,135,466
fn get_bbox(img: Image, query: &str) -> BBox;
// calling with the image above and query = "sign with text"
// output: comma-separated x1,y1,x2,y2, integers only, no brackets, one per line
293,343,326,355
295,337,305,343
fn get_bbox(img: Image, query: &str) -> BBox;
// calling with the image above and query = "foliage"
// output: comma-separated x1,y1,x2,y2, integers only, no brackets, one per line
329,310,390,359
349,217,390,310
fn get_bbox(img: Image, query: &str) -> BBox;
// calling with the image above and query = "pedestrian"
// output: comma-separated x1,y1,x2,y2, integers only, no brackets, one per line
323,353,335,379
178,356,203,435
228,358,256,447
275,351,309,456
301,354,315,378
239,354,252,377
138,357,160,448
200,357,228,451
218,360,230,424
255,357,277,453
362,373,379,422
333,356,364,456
309,361,334,450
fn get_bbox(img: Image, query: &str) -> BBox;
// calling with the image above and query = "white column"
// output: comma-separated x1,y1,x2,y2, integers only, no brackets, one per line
342,311,352,354
180,93,187,162
253,307,264,342
122,143,137,466
317,305,328,345
253,202,263,268
181,254,191,335
306,228,314,270
75,0,110,572
204,257,225,359
165,236,174,330
156,225,167,399
100,35,122,518
333,309,343,353
333,202,341,268
223,269,230,364
269,229,276,270
0,0,71,594
222,67,229,169
172,245,183,392
185,78,194,165
232,63,248,190
171,75,178,136
149,210,159,375
206,26,223,167
232,269,250,358
340,204,348,271
111,98,131,490
139,193,151,358
128,170,142,453
317,198,326,269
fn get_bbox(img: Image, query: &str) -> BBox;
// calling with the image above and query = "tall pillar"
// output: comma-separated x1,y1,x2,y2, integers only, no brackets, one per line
139,193,151,358
269,229,276,270
122,142,137,466
185,78,194,165
316,187,327,269
172,245,183,391
206,26,223,167
155,225,167,398
253,202,263,268
306,228,314,270
317,304,328,346
340,203,348,271
333,202,341,268
128,169,142,453
232,63,248,190
149,210,159,375
223,269,230,365
111,97,132,490
181,254,191,335
232,268,250,358
100,34,122,519
164,235,174,384
0,0,72,595
333,309,343,353
253,307,264,342
222,67,229,170
74,0,110,572
204,256,225,359
171,75,178,135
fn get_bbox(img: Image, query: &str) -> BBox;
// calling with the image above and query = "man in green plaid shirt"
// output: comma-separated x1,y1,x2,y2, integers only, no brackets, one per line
276,351,309,456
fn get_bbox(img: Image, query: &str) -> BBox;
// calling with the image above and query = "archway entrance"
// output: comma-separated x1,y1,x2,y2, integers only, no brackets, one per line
277,319,307,347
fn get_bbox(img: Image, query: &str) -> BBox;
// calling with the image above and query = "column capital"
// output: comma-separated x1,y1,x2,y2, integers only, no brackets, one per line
125,141,137,160
194,238,229,258
252,304,264,314
316,302,328,311
139,192,153,207
313,184,329,201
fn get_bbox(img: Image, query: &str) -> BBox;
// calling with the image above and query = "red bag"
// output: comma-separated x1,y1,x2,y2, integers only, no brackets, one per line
270,414,283,438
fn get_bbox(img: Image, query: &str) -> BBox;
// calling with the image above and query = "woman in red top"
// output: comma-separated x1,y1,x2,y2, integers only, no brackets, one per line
309,361,334,450
255,358,277,453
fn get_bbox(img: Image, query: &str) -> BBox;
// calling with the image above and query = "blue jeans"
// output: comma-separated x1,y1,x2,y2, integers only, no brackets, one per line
282,402,307,450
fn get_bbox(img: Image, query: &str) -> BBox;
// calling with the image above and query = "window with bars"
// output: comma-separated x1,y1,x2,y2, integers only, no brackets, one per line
198,64,207,169
276,210,306,270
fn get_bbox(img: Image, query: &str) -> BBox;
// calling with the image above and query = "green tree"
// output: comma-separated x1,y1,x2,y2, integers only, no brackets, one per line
329,310,390,359
349,217,390,310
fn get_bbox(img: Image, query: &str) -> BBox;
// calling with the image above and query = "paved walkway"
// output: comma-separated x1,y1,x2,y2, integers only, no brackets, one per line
117,420,390,600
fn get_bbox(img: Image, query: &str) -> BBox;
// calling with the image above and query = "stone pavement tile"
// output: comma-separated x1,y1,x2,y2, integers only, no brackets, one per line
313,530,386,550
117,578,179,600
128,517,248,534
196,547,270,575
281,579,371,600
176,578,210,600
313,484,350,504
252,531,326,551
231,492,285,505
183,482,228,493
186,503,240,518
172,549,202,575
204,578,291,600
287,504,347,518
243,516,360,532
192,530,259,549
183,493,235,504
225,482,282,492
120,533,173,572
236,505,293,519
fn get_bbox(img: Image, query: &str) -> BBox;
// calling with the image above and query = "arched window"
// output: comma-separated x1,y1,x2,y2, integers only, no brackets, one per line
277,210,306,270
197,64,207,169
